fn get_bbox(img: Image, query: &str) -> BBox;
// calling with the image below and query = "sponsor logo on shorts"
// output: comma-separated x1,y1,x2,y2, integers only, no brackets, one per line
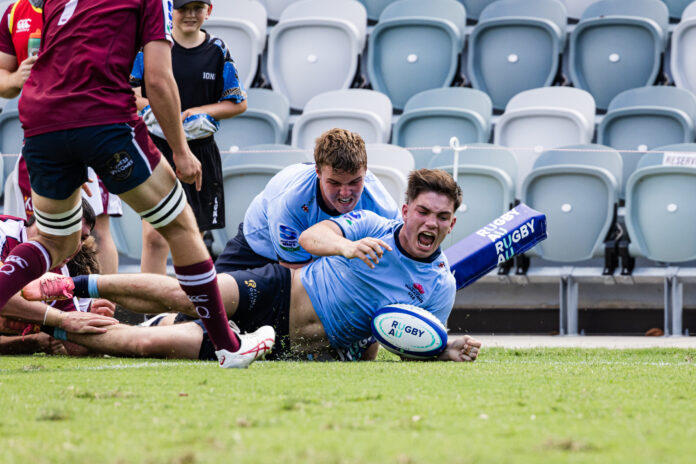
195,306,210,318
211,197,219,225
245,282,258,310
244,280,256,289
107,152,134,182
278,224,300,252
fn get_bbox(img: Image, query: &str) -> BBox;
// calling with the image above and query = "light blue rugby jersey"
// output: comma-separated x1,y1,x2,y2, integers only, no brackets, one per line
300,210,456,350
243,163,400,263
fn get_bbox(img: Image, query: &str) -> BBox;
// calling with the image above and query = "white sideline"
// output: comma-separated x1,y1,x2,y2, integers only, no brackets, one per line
472,335,696,349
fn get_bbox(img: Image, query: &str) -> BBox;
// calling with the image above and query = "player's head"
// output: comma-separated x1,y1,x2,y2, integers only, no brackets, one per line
26,198,96,267
314,128,368,214
173,0,212,33
400,169,461,258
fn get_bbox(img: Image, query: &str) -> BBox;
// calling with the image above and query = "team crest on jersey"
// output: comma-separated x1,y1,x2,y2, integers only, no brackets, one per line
343,210,363,226
107,152,134,182
302,204,309,213
404,282,425,303
278,224,300,251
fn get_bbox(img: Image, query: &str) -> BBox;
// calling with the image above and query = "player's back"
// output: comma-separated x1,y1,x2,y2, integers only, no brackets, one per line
19,0,172,137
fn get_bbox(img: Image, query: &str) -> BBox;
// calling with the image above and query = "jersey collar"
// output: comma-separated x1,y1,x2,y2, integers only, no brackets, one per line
394,224,441,263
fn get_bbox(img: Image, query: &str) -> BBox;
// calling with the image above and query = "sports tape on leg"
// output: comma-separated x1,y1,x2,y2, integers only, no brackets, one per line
139,180,187,229
445,203,547,290
34,202,83,236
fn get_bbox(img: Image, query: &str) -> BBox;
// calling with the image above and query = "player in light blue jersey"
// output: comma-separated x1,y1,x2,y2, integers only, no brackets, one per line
24,170,481,362
215,128,399,272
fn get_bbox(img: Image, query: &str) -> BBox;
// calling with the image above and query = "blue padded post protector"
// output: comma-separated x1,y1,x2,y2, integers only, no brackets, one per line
445,203,547,290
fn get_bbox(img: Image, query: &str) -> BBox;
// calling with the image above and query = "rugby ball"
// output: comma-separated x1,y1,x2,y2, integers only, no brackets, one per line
371,304,448,359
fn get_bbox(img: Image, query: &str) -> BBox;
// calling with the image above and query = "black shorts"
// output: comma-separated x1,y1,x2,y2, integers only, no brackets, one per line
23,120,161,200
151,134,224,231
214,223,277,273
187,262,293,360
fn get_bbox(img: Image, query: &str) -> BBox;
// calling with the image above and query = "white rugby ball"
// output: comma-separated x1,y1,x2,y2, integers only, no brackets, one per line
371,304,448,359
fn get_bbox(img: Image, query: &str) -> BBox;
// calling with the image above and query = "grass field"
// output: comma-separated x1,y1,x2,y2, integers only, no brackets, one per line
1,348,695,464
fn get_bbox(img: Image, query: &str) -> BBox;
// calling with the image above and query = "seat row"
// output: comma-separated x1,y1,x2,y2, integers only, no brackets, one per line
213,0,696,112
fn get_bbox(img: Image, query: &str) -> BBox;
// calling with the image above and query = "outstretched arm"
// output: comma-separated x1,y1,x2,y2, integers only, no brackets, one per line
299,220,392,269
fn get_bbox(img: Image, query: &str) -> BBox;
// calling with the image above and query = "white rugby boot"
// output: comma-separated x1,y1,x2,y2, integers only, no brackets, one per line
216,325,275,369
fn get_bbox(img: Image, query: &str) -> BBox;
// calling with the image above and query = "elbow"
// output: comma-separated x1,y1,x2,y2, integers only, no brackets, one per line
298,231,310,250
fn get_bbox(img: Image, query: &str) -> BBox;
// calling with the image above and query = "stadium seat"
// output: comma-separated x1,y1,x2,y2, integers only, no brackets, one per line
427,143,517,248
457,0,503,21
356,0,400,22
625,144,696,263
521,144,622,335
212,144,313,254
493,87,596,195
624,143,696,335
391,87,492,169
266,0,367,110
216,88,290,151
568,0,669,110
365,143,414,205
367,0,466,110
204,0,267,89
670,2,696,94
559,0,600,20
0,97,23,156
257,0,300,22
467,0,567,110
597,86,696,197
291,89,393,149
2,155,20,216
662,0,693,20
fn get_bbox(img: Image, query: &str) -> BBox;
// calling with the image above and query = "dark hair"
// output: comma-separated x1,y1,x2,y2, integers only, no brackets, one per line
406,169,462,211
25,198,96,231
313,128,367,173
67,236,100,276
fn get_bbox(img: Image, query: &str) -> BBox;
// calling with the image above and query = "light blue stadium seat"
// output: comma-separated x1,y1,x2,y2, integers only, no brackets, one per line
267,0,367,110
597,86,696,197
392,87,492,168
365,143,415,205
468,0,567,110
357,0,400,21
670,2,696,94
522,143,622,262
216,88,290,151
205,0,267,89
291,89,393,149
559,0,601,20
457,0,503,21
493,87,596,195
568,0,669,110
662,0,693,20
625,143,696,263
367,0,466,110
213,144,313,254
428,143,517,248
2,154,20,216
0,97,23,156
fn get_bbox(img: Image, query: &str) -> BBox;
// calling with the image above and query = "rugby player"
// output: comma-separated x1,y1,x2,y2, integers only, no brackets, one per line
0,0,267,368
215,127,400,272
24,169,481,362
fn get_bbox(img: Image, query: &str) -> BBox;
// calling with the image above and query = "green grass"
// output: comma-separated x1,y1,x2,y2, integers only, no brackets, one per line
1,348,695,464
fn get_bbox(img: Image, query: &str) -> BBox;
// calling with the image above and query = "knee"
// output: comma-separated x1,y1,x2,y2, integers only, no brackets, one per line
131,333,161,357
92,215,111,244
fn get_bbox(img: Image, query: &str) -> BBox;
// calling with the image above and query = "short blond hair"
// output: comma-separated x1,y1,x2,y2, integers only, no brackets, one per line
313,128,367,173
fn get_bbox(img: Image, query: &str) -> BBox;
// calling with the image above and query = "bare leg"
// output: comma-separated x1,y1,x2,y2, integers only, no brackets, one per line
92,214,119,274
140,220,169,274
67,322,203,359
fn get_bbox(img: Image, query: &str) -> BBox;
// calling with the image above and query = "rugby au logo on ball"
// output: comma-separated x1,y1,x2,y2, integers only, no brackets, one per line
371,304,448,359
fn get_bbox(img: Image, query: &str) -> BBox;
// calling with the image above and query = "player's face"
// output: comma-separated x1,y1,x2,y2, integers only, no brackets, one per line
173,2,212,34
400,192,456,259
316,165,366,214
57,219,92,268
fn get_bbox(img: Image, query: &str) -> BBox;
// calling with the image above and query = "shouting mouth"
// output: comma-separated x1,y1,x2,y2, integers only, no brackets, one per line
417,231,436,249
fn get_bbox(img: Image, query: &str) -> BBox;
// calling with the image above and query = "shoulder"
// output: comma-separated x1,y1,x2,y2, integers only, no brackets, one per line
204,32,231,60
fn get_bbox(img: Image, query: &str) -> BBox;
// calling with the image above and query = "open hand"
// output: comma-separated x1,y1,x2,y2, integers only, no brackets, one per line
341,237,392,269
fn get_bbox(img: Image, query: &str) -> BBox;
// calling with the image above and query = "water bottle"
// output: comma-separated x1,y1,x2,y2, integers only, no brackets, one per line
27,30,41,57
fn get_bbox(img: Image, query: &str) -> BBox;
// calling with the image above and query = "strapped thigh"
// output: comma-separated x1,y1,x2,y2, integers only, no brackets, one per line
138,180,187,229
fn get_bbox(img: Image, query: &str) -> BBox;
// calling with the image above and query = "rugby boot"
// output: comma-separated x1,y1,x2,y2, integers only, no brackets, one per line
216,325,275,368
21,273,74,301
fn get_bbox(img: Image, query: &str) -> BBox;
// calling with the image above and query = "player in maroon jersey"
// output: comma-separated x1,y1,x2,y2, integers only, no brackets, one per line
0,0,273,368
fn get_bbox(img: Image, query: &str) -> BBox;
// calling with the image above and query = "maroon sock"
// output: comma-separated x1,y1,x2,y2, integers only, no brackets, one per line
174,258,240,352
0,241,51,313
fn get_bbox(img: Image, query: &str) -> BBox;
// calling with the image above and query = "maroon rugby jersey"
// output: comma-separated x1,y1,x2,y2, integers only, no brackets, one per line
19,0,173,137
